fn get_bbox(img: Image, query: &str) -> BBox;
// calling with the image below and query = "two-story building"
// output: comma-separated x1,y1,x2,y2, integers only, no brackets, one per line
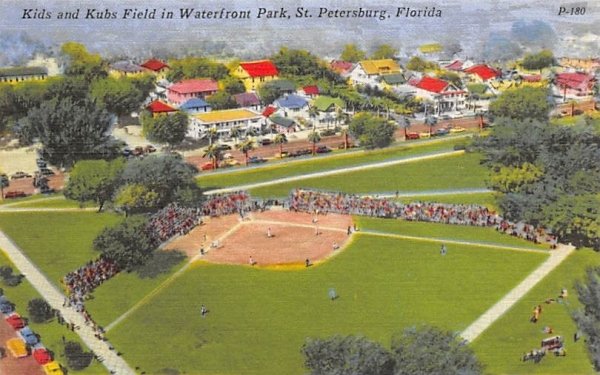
233,60,279,91
553,72,596,99
167,79,218,105
410,76,466,114
349,59,402,87
140,58,170,79
146,100,178,117
188,108,263,139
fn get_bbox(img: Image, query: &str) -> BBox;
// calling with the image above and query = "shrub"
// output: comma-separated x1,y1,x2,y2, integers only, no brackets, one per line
64,341,93,370
27,298,54,323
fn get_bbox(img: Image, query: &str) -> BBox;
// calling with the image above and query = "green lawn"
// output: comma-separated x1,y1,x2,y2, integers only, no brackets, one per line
198,136,470,190
472,248,599,374
396,192,499,210
356,217,548,250
6,196,96,209
249,152,488,198
108,234,546,375
0,250,107,374
0,193,63,206
0,212,121,284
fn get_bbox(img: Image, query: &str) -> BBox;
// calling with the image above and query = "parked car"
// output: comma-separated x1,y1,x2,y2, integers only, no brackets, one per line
405,132,420,140
18,326,39,346
275,151,289,158
39,168,55,176
40,186,55,194
10,171,32,180
316,145,331,154
144,144,157,153
449,126,466,133
419,132,431,139
435,128,450,136
4,191,27,199
36,158,47,168
216,144,232,151
248,156,267,164
122,148,132,157
201,162,215,171
440,114,452,120
260,138,273,146
222,159,240,167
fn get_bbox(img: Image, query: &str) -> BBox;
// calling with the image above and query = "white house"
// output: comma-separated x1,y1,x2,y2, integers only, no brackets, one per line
187,108,263,139
410,76,466,114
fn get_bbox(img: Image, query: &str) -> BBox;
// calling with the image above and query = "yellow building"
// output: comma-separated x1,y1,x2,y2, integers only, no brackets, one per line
349,59,402,86
559,57,600,73
232,60,279,91
0,66,47,84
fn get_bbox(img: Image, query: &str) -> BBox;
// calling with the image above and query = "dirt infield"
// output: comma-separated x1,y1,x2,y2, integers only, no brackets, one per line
164,210,354,267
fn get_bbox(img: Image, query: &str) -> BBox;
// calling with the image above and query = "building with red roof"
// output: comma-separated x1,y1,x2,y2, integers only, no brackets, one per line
167,79,219,104
146,100,177,117
301,85,320,97
233,60,279,92
464,64,501,82
410,76,466,114
445,60,464,71
554,72,596,98
330,60,354,76
141,58,170,74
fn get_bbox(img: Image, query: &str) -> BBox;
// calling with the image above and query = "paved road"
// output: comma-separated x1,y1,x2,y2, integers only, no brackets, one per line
204,149,465,195
460,244,575,342
0,230,136,375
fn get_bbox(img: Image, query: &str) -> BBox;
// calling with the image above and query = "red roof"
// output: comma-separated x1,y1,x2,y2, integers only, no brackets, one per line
414,76,449,93
555,72,594,89
147,100,176,113
330,60,354,73
445,60,463,71
141,58,169,71
465,64,501,81
168,79,218,94
521,74,542,82
303,85,320,95
239,60,278,78
33,348,52,365
262,105,276,117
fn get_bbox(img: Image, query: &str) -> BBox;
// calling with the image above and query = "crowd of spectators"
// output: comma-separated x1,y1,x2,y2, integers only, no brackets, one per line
63,258,119,311
289,189,555,245
147,204,203,244
202,191,253,217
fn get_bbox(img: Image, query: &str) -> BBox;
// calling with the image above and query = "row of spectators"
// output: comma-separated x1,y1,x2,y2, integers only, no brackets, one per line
147,204,203,244
289,189,556,245
202,191,253,217
62,258,120,310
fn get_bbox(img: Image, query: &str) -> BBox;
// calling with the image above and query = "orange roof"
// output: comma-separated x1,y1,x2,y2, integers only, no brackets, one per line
141,58,169,71
465,64,501,81
239,60,278,77
147,100,176,113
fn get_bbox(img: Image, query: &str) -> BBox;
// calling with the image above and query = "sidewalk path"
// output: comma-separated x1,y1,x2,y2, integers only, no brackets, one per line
204,149,465,195
460,244,575,342
0,230,136,375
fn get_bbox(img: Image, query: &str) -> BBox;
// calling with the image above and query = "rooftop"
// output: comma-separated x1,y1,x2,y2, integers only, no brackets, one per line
312,96,345,112
110,60,143,73
274,94,308,109
413,76,449,93
194,108,261,123
358,59,401,75
180,98,210,110
233,92,261,107
147,100,177,113
141,58,169,71
168,79,218,94
239,60,279,77
0,66,47,77
464,64,501,81
269,115,295,128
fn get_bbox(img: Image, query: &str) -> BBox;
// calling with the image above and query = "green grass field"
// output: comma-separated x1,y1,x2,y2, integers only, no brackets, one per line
356,217,548,250
472,248,599,374
107,235,546,375
0,212,121,284
4,197,95,209
249,152,488,198
0,250,107,374
198,136,470,190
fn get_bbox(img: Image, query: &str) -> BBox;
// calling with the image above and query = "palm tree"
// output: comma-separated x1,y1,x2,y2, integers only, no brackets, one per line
207,127,218,146
308,131,321,155
202,144,222,170
425,115,438,137
401,116,412,138
341,128,350,150
475,110,485,132
245,127,257,140
236,139,254,166
274,133,288,157
230,126,241,144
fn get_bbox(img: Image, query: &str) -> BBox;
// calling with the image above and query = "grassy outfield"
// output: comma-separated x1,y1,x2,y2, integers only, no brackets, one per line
4,196,95,209
0,212,121,284
472,248,599,374
249,152,488,198
396,192,499,210
356,217,548,250
0,193,64,206
198,136,470,189
108,235,546,375
0,250,107,374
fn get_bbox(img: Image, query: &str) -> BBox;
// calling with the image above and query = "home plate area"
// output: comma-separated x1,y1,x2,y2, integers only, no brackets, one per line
164,209,353,267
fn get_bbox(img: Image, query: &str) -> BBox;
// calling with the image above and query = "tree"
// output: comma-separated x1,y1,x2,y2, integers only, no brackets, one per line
221,76,246,95
401,116,412,138
272,47,343,84
90,77,144,118
93,216,156,270
258,82,283,105
207,127,218,145
142,112,188,148
120,154,200,208
206,91,238,110
64,159,125,212
24,96,121,168
425,115,438,137
437,71,463,88
230,126,241,144
27,298,54,323
114,184,160,216
521,50,555,72
574,267,600,370
64,341,93,371
341,44,366,63
302,335,394,375
543,194,600,250
406,57,438,72
391,325,483,375
487,162,544,194
274,133,288,156
166,57,229,82
489,87,551,122
236,139,255,165
60,42,107,80
203,144,222,169
308,131,321,155
372,44,398,59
